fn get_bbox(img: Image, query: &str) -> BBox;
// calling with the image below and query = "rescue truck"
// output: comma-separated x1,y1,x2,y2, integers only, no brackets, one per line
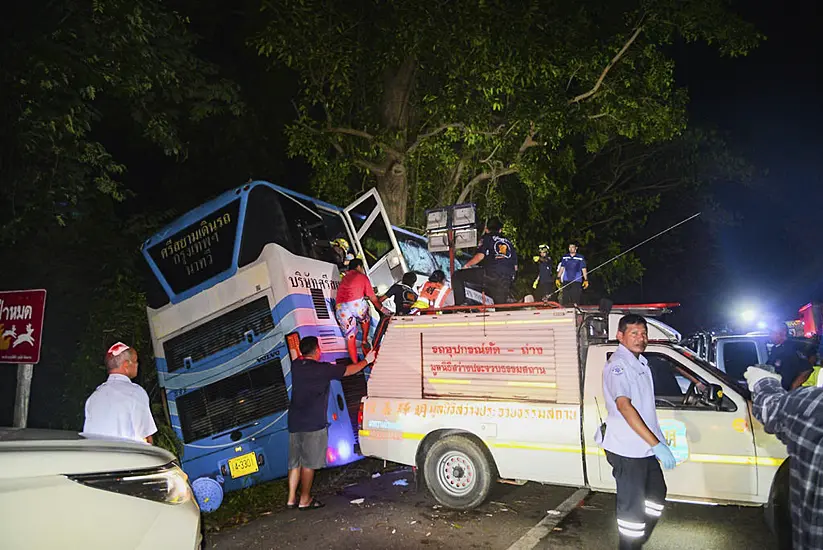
358,302,789,531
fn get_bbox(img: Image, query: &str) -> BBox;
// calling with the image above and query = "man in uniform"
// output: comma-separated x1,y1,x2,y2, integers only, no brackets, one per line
596,315,677,549
381,272,419,315
452,217,517,305
556,243,589,306
745,365,823,550
335,259,392,363
287,336,376,510
532,244,553,301
767,320,813,390
83,342,157,445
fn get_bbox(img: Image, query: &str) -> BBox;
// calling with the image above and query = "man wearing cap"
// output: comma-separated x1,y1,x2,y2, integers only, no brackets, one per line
556,243,589,306
83,343,157,444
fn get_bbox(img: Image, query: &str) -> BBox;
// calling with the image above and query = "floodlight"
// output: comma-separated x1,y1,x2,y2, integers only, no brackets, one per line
426,208,449,231
452,203,476,228
453,228,478,250
427,231,450,252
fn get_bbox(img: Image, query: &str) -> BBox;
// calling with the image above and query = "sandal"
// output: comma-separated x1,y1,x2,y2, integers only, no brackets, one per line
298,499,325,511
286,502,297,510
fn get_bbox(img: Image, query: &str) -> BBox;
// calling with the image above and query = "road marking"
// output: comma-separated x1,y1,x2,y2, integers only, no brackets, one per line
505,487,590,550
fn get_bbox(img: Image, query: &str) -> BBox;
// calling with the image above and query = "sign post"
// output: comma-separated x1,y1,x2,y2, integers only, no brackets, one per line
0,289,47,428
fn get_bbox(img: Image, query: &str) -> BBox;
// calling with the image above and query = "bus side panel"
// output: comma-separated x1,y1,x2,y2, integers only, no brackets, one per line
360,397,584,484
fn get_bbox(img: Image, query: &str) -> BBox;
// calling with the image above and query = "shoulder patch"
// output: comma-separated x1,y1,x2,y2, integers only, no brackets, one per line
610,365,625,375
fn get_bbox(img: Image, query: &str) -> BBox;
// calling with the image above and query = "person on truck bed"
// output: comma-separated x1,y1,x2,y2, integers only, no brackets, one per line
451,217,517,306
766,321,813,391
596,314,677,549
417,270,453,309
532,244,553,301
744,365,823,550
335,258,392,363
556,243,589,306
380,272,419,315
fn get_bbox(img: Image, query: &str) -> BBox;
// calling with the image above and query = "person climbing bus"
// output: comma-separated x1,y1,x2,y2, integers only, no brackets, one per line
335,259,392,363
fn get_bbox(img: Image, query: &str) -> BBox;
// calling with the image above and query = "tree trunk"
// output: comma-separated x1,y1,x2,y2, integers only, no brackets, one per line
376,56,415,225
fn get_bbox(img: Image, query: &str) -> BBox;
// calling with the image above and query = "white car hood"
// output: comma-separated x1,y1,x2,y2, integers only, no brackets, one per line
0,429,177,477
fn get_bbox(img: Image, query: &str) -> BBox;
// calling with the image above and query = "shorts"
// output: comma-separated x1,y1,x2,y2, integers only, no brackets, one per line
335,299,370,337
288,428,328,470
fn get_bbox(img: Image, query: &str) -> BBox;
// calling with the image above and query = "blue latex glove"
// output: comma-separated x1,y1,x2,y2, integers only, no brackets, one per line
652,442,677,470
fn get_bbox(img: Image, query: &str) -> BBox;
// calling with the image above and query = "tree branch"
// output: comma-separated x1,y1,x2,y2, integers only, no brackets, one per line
569,24,644,105
327,126,404,159
353,158,387,176
456,167,518,203
407,123,465,155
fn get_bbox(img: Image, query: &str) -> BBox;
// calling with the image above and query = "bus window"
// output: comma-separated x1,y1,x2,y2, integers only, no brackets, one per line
397,236,438,275
238,186,294,267
147,199,241,294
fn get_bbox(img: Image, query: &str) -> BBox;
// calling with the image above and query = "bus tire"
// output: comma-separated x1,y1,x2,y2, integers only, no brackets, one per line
764,459,791,549
423,434,493,510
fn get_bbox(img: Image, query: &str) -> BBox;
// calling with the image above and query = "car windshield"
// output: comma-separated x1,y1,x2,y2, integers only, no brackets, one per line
671,344,751,400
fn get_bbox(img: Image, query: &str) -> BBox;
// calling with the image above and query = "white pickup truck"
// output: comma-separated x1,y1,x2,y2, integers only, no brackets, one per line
358,303,789,531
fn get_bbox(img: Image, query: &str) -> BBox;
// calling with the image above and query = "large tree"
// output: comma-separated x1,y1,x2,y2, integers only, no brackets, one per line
0,0,241,245
254,0,759,226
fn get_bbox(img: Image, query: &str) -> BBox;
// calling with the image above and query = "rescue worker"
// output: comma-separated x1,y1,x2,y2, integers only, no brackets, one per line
418,270,453,309
335,258,392,363
744,365,823,550
330,238,350,270
556,243,589,306
452,217,517,306
381,272,419,315
532,244,553,301
596,314,676,549
766,320,813,390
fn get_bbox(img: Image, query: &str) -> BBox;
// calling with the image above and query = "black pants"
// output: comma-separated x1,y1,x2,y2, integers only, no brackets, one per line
536,281,553,301
452,267,509,305
605,451,667,549
561,281,582,306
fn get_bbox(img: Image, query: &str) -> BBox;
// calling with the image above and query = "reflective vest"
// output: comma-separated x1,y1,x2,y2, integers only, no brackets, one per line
419,282,452,308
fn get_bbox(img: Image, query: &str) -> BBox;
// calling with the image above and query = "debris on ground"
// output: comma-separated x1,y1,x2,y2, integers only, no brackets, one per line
372,473,382,478
393,479,409,487
546,510,562,516
350,527,362,532
350,498,365,505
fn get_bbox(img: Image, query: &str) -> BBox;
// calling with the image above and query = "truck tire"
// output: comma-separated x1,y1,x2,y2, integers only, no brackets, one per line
764,459,791,549
423,434,494,510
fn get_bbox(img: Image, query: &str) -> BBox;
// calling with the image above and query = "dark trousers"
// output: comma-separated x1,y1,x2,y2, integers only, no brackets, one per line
605,451,667,549
452,267,509,305
561,281,582,306
536,281,553,301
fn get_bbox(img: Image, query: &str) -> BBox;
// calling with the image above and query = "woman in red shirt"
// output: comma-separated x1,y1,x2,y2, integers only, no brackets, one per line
335,259,391,362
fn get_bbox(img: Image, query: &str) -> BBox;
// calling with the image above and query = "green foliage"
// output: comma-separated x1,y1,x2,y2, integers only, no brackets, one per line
253,0,759,289
0,0,241,245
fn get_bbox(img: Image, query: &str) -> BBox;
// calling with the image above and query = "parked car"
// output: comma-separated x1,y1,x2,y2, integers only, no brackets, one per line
0,428,202,549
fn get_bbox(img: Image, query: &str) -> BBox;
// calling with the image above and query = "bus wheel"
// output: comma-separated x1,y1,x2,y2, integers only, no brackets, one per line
423,435,493,510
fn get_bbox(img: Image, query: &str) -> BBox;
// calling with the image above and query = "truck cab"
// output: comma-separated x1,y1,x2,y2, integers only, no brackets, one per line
683,332,772,387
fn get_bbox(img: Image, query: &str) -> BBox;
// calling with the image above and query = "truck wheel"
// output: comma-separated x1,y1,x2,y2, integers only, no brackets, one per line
423,435,493,510
764,459,791,549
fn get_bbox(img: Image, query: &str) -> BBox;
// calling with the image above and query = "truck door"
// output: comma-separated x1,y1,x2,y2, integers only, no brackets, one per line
343,189,408,292
646,347,758,501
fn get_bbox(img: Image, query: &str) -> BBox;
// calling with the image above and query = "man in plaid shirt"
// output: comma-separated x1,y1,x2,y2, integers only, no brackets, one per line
745,366,823,550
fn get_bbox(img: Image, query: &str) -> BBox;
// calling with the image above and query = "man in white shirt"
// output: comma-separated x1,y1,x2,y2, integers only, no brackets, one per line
597,315,677,549
83,342,157,444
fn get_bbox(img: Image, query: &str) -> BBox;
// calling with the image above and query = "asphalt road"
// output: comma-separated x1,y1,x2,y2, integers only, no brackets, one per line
208,468,778,550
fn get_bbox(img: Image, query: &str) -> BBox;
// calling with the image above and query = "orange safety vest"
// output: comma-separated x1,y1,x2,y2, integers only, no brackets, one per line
419,282,452,308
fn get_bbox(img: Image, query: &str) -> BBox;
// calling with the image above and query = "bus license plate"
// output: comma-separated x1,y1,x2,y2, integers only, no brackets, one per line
228,452,259,478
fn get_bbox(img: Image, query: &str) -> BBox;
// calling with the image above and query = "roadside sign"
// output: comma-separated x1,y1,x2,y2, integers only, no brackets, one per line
0,289,47,364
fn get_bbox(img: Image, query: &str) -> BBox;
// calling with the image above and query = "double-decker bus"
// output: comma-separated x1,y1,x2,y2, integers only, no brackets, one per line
140,180,465,500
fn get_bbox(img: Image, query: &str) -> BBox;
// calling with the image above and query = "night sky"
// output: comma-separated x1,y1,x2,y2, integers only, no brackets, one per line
648,0,823,330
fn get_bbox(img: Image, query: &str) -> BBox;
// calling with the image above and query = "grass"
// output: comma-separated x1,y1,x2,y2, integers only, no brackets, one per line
203,457,400,532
